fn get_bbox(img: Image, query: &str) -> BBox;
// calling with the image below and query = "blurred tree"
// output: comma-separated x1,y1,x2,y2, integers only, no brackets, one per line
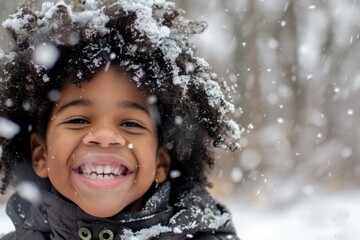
174,0,360,203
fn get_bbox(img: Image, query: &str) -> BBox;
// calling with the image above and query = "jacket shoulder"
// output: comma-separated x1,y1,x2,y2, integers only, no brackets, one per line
0,231,48,240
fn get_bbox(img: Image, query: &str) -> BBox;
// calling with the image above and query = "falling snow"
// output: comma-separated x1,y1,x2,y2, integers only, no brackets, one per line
0,118,20,139
33,43,60,69
0,0,360,239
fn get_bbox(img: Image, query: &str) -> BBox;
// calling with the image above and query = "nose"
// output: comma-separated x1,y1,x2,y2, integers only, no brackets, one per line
83,126,126,148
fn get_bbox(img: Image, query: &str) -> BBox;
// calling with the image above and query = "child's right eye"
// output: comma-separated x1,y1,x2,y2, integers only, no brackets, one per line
63,118,89,125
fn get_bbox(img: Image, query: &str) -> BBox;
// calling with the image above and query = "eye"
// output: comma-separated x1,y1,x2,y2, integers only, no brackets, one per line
121,121,144,129
63,118,90,125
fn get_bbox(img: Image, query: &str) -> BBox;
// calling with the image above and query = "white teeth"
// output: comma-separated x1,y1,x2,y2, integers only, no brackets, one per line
79,164,127,179
96,165,104,174
104,165,112,174
104,175,115,180
113,166,120,175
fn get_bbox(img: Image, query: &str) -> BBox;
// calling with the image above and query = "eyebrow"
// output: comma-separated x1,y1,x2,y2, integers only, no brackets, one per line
120,101,149,115
55,99,149,115
56,99,91,115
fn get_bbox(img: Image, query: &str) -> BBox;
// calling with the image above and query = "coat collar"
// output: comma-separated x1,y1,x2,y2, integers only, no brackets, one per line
6,181,237,239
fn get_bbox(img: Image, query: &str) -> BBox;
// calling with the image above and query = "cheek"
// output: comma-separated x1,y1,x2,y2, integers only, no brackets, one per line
133,148,157,172
46,138,73,165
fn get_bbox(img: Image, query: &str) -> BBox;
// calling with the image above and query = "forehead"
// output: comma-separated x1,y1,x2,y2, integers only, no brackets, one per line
56,67,148,106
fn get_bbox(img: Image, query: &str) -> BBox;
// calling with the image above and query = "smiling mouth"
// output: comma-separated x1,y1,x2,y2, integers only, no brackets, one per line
76,163,130,180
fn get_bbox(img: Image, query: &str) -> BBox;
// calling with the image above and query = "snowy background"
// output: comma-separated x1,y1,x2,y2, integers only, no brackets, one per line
1,0,360,239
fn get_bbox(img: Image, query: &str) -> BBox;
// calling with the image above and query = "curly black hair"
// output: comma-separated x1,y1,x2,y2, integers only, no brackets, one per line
0,0,240,193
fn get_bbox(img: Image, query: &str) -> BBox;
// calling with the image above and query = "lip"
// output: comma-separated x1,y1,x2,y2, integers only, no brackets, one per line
72,153,134,190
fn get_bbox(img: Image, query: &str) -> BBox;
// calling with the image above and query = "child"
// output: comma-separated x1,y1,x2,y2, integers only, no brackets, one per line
0,0,241,239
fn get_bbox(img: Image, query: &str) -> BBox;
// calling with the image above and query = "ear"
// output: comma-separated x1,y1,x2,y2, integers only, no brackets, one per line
30,133,48,178
155,146,171,183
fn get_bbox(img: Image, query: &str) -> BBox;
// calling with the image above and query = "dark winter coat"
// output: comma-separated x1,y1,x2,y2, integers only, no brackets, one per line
1,181,239,240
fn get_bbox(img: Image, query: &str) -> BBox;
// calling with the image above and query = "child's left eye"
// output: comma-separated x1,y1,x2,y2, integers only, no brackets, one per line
121,121,144,128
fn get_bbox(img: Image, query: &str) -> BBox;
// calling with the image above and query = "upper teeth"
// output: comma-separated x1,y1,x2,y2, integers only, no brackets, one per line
79,164,126,176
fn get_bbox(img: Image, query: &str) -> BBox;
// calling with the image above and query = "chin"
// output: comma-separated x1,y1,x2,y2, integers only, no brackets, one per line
83,207,121,218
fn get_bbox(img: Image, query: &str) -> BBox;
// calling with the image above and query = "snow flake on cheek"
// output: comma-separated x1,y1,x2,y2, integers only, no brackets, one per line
128,143,134,149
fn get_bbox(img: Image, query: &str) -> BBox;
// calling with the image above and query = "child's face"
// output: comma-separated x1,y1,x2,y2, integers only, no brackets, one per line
31,67,170,217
